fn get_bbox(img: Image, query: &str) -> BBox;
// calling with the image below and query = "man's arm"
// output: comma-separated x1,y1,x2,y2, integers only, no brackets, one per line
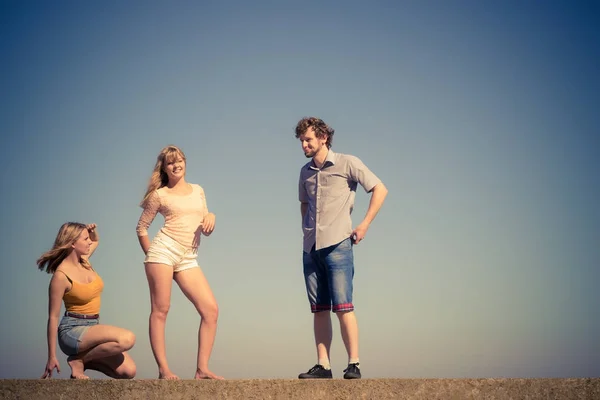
351,182,388,244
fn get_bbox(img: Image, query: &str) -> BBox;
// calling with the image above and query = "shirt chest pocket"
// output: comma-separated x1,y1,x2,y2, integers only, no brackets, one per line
320,173,350,196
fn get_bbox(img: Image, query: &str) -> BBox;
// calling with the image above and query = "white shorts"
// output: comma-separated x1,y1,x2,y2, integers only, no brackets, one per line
145,230,199,272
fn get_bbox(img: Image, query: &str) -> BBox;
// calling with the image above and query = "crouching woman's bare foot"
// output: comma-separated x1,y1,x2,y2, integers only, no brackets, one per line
67,356,90,379
195,368,224,380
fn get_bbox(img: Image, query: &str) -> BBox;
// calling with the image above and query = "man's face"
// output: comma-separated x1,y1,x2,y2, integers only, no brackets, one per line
299,128,327,158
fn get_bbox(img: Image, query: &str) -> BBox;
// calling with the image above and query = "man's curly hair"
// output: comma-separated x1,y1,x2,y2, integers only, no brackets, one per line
294,117,334,149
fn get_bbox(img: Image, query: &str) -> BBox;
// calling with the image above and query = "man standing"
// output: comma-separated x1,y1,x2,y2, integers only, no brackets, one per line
295,117,388,379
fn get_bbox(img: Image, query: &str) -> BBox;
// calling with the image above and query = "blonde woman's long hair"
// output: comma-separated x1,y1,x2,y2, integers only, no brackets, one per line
140,145,187,208
37,222,92,274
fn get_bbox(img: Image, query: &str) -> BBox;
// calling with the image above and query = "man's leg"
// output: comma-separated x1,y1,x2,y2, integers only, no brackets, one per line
314,311,332,364
299,250,333,379
327,238,361,379
336,310,359,361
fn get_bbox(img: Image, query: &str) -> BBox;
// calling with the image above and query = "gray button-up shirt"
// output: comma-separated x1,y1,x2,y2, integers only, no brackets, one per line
299,150,381,253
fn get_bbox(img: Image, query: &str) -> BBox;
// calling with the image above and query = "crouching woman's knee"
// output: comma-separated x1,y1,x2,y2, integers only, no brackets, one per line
121,361,137,379
117,358,137,379
118,330,136,352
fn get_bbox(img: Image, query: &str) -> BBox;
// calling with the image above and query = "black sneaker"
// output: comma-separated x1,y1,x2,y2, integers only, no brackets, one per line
343,363,361,379
298,364,333,379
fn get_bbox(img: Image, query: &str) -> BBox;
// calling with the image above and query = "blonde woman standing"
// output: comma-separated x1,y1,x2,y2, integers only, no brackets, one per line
38,222,136,380
137,145,222,380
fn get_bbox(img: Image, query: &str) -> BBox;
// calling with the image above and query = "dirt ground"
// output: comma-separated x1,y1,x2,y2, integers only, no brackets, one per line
1,378,599,400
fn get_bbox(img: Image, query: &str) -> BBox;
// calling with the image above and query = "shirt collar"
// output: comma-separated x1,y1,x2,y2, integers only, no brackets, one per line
309,149,336,170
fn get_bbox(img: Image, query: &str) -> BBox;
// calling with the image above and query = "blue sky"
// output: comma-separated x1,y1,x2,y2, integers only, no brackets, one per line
1,0,598,379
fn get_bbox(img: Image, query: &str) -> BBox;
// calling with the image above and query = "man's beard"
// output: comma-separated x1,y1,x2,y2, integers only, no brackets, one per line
304,149,316,158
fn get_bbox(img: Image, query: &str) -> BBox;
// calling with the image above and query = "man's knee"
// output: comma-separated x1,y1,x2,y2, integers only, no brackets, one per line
335,310,355,320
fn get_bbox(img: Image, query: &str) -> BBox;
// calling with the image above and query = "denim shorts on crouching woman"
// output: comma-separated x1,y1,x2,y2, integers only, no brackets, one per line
57,313,99,356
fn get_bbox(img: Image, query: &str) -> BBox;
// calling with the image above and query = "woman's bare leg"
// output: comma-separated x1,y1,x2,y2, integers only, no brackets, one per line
84,352,136,379
174,267,223,379
145,262,179,380
68,324,135,379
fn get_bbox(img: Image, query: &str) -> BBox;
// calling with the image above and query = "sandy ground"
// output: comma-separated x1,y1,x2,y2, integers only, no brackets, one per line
1,378,599,400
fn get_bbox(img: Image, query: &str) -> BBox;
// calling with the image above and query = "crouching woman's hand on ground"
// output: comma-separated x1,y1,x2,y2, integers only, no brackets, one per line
41,356,60,379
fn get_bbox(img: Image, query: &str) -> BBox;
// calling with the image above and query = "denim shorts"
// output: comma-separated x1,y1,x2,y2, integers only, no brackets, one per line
57,314,99,356
145,230,199,272
303,238,354,313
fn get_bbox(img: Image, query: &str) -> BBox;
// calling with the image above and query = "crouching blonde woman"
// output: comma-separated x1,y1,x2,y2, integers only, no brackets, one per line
38,222,136,379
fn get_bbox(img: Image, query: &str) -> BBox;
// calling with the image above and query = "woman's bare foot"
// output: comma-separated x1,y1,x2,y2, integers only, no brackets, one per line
159,368,180,380
195,368,224,380
67,356,89,379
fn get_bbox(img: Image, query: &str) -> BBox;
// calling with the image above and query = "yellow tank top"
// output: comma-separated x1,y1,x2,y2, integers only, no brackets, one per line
60,271,104,315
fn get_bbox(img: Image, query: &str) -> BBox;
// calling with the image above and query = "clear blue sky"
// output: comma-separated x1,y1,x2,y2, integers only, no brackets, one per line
1,0,598,379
